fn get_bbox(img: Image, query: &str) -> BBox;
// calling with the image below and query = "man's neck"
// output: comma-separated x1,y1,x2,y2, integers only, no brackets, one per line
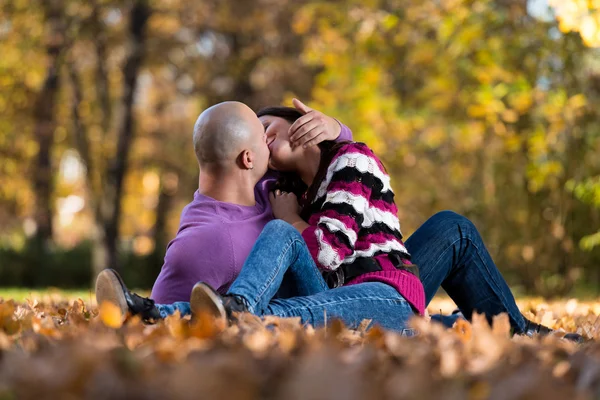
198,171,256,206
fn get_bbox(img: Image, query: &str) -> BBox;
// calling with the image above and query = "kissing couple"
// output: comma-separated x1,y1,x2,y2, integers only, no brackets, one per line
96,99,584,342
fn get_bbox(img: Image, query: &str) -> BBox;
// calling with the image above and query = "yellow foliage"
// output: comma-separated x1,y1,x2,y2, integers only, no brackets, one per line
0,294,596,398
99,301,123,329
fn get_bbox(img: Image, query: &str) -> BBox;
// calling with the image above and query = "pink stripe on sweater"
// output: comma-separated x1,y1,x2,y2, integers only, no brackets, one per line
308,209,359,234
301,226,321,267
354,233,403,251
326,180,370,198
346,270,425,315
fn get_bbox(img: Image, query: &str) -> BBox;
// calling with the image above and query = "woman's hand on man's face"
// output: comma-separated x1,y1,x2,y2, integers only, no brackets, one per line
269,190,302,223
288,98,342,149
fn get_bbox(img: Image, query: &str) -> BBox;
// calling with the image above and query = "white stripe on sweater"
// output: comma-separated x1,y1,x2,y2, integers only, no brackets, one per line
316,151,392,200
341,239,409,264
315,228,343,270
317,216,358,246
323,190,401,233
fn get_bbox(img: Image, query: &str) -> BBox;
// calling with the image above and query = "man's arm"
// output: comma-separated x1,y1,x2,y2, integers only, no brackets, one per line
151,227,236,303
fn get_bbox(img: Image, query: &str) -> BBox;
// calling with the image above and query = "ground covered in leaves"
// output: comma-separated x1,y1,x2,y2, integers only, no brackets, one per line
0,295,599,400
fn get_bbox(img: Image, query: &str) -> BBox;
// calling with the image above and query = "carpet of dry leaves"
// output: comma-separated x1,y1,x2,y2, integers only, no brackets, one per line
0,295,599,400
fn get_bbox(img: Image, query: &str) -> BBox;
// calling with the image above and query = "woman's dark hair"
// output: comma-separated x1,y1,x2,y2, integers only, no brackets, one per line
256,106,303,124
257,106,349,221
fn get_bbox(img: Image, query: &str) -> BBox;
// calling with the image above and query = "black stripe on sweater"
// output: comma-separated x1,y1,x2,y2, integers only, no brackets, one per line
318,167,395,203
360,223,404,239
324,228,354,251
315,202,365,227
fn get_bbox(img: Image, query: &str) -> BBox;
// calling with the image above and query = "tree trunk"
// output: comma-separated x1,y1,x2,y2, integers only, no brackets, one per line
100,0,151,271
91,0,111,135
32,0,66,251
148,171,177,282
67,58,109,280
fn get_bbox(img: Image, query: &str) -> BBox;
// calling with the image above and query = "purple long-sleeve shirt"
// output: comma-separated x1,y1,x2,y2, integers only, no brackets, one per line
151,123,353,303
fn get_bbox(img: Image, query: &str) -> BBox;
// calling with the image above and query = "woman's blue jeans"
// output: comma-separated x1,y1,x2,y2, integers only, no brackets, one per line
406,211,525,331
156,211,526,333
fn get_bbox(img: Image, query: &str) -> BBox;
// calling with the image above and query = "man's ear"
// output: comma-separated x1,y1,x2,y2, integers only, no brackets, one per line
238,149,254,170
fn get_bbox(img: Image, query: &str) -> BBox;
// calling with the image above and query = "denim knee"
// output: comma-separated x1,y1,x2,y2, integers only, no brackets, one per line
263,219,300,238
430,210,475,231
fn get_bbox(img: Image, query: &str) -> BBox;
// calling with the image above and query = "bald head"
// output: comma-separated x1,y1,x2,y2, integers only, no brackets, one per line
193,101,263,169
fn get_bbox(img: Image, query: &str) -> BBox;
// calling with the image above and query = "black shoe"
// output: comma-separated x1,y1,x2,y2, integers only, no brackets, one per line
563,332,588,344
95,268,161,323
190,282,248,325
523,319,553,337
522,318,588,343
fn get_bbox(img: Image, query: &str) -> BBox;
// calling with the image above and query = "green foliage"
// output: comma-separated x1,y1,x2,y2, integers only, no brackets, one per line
0,240,161,289
567,176,600,250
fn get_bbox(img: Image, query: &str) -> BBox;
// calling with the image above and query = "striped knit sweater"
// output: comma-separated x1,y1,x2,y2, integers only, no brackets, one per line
301,142,426,315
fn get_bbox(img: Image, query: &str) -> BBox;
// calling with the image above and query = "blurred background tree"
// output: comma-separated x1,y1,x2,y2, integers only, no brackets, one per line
0,0,599,295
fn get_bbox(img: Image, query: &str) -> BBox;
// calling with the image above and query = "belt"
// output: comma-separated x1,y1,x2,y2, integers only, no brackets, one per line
323,253,420,289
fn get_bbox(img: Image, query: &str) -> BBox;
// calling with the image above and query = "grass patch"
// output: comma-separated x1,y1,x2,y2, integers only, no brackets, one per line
0,287,150,304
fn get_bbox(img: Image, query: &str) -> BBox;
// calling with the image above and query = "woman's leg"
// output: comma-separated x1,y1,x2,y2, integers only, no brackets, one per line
227,219,329,314
258,282,415,333
405,211,526,332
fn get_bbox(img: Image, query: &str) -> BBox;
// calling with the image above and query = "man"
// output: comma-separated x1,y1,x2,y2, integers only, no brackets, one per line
95,100,352,321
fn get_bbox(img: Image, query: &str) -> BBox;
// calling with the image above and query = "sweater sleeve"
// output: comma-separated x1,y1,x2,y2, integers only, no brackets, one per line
334,119,353,142
301,150,371,271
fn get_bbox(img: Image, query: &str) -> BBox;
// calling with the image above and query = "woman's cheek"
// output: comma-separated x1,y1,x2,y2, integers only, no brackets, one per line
270,147,294,171
268,147,283,170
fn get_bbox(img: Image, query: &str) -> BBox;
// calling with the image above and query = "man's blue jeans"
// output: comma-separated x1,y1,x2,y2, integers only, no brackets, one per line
157,211,526,333
157,220,416,333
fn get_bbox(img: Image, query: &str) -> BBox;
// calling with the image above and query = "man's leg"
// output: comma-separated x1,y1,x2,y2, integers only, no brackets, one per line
226,219,329,314
405,211,526,332
121,219,327,320
257,282,416,333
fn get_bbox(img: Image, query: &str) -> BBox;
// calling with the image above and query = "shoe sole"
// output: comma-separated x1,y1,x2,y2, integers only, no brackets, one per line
190,283,227,325
95,269,129,321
